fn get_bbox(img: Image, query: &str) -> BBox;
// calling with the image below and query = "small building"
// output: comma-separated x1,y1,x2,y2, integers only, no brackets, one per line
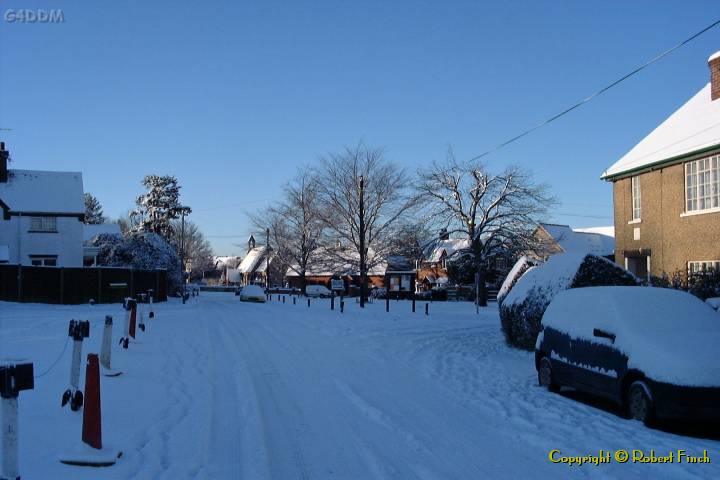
238,235,275,286
0,142,85,267
601,51,720,280
416,235,470,291
532,223,615,261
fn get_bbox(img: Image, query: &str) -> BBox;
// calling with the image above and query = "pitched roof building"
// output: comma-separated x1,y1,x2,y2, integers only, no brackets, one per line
601,51,720,279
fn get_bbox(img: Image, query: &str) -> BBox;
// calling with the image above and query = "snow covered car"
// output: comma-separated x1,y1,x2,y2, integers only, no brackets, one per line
306,285,332,298
535,286,720,425
239,284,266,302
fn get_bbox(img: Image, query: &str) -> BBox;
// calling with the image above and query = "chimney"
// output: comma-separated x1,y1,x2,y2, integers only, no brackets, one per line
0,142,8,183
709,51,720,101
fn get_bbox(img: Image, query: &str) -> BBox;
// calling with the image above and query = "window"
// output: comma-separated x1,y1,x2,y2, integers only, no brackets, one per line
688,260,720,276
29,216,57,232
685,155,720,213
29,256,57,266
631,176,641,220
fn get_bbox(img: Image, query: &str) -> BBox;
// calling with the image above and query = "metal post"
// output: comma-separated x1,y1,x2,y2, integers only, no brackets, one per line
340,301,344,313
425,303,429,316
307,298,310,307
266,227,270,290
385,296,389,313
412,295,416,313
331,295,335,311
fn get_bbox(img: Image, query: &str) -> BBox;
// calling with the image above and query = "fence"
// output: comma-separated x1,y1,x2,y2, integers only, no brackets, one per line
0,264,167,304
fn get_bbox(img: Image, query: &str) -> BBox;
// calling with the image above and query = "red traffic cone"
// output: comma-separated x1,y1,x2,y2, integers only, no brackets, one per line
129,303,137,339
82,354,102,449
59,353,122,466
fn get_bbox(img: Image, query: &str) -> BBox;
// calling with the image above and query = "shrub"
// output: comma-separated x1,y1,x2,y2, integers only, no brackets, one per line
499,254,638,350
688,268,720,300
497,256,540,306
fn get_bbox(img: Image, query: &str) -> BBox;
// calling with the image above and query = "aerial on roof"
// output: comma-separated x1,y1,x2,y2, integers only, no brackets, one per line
602,83,720,179
0,169,84,214
539,223,614,257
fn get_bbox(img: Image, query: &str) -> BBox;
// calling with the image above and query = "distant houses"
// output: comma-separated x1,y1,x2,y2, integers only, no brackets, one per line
0,142,85,267
602,51,720,280
532,223,614,261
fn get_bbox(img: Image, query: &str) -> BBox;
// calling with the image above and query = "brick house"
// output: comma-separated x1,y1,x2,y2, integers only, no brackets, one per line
601,51,720,280
531,223,614,261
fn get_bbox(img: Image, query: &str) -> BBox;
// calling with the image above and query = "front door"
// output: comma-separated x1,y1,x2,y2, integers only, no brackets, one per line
626,255,650,281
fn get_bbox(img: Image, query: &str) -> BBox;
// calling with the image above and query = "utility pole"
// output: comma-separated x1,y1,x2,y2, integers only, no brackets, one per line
266,227,270,289
180,211,186,285
358,176,366,308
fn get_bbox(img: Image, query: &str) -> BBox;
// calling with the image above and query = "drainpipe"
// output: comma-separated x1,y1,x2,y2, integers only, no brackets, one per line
17,213,22,301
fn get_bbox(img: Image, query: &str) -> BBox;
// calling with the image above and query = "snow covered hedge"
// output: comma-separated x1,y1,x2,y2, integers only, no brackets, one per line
499,253,638,350
88,232,182,289
496,256,540,306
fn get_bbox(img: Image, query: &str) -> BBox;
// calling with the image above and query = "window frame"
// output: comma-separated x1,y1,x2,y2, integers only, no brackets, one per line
631,176,642,221
688,260,720,276
684,155,720,214
28,216,58,233
29,255,58,267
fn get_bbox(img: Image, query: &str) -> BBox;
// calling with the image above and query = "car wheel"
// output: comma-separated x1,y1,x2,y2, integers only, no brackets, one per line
627,380,654,425
538,357,560,393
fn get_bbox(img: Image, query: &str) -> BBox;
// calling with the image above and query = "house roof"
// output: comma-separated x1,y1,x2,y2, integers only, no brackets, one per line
238,246,269,273
0,169,84,214
214,256,243,269
425,238,471,263
539,223,614,257
602,83,720,179
83,223,121,243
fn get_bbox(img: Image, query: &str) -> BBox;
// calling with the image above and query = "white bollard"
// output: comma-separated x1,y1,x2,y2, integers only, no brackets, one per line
100,316,113,370
1,396,19,480
69,338,82,391
1,362,33,480
63,320,89,410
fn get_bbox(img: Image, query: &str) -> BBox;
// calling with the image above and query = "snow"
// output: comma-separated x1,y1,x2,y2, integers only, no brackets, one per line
213,256,242,269
0,244,8,262
238,247,267,273
602,83,720,179
706,297,720,310
425,239,471,263
497,256,539,301
540,223,614,257
542,287,720,387
1,294,718,479
503,253,587,307
82,223,121,242
0,292,720,480
709,51,720,62
0,169,84,214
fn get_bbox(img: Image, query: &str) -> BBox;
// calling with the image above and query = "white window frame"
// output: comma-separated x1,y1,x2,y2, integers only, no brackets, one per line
688,260,720,276
631,176,641,221
29,216,58,232
29,256,57,267
684,155,720,214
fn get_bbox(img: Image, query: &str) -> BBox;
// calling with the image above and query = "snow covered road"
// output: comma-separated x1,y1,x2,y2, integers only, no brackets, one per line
1,293,718,479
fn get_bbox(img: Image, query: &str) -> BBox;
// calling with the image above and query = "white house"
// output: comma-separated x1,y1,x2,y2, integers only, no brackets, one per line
0,142,85,267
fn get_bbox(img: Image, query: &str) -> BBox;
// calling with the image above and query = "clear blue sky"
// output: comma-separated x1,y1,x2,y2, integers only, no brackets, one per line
1,1,719,255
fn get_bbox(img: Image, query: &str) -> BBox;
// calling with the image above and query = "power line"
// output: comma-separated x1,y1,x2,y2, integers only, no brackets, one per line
469,18,720,162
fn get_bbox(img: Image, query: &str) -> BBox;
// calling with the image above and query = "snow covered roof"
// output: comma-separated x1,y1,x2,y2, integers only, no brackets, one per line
238,246,268,273
539,223,614,257
602,83,720,179
425,238,471,263
286,247,387,277
83,223,121,242
0,169,84,214
214,256,243,269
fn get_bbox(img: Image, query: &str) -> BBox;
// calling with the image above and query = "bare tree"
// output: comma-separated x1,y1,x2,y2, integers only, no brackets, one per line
417,147,554,306
316,143,418,307
249,168,324,294
169,220,214,280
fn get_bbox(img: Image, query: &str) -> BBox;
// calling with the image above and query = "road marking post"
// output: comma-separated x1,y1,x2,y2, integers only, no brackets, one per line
62,320,89,411
1,362,33,480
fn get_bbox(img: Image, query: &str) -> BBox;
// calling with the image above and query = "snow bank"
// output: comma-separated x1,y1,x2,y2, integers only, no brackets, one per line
542,287,720,387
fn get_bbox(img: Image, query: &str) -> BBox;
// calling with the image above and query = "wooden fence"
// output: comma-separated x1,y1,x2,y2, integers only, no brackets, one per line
0,264,167,304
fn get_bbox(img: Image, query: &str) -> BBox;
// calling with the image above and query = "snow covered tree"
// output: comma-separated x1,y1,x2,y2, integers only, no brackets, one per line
251,168,324,294
83,192,106,224
417,147,554,306
131,175,191,240
315,143,419,307
169,220,214,281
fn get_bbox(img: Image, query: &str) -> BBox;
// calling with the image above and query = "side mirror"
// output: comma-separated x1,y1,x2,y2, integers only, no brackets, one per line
593,328,616,343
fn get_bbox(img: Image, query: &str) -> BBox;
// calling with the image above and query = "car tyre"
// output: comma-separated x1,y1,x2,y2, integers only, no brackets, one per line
627,380,655,425
538,357,560,393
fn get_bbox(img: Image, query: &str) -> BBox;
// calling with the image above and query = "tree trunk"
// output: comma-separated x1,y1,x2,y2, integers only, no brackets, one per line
477,266,488,307
300,271,307,295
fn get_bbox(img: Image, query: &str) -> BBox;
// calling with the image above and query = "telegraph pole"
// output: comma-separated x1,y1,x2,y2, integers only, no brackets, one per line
180,211,186,285
358,176,366,308
266,227,270,289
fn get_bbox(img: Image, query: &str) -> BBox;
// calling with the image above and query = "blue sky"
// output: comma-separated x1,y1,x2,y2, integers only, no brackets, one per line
1,1,719,255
